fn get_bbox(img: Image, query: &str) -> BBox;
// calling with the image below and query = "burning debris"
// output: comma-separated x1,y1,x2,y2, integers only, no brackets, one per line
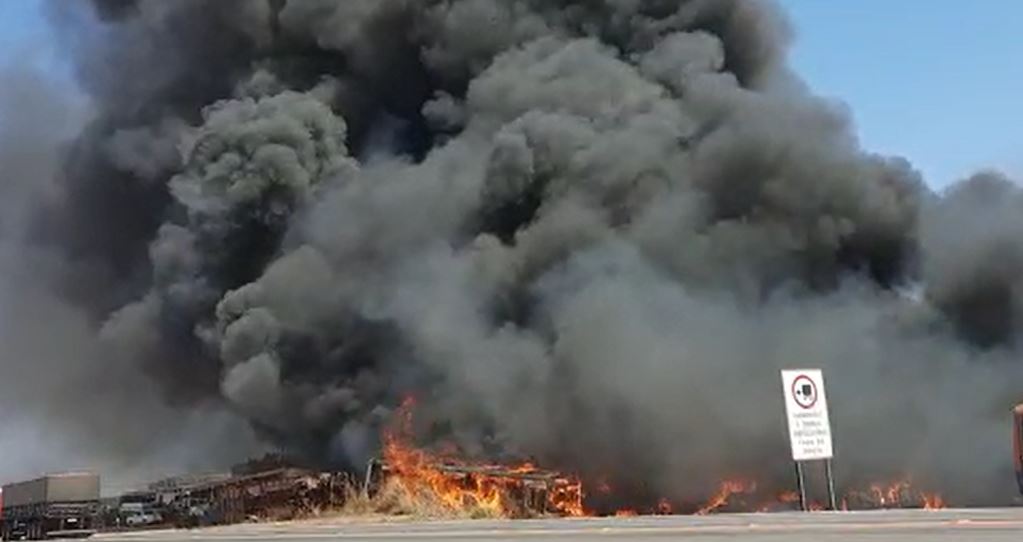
97,456,353,530
842,481,947,511
358,401,949,518
363,462,585,519
362,398,584,519
695,480,758,515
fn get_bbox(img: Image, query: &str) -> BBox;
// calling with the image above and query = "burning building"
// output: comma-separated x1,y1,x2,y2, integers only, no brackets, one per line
0,0,1021,516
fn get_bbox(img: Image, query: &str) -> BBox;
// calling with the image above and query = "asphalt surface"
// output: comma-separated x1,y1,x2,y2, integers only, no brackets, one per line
96,509,1023,541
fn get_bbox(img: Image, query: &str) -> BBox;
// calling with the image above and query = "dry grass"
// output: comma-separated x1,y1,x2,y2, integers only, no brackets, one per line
335,479,505,520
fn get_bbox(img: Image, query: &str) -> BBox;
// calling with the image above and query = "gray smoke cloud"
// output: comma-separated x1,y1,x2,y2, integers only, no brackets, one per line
0,49,264,492
2,0,1021,508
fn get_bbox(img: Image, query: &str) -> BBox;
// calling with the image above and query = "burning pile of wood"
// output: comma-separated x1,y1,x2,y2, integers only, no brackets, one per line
140,462,353,528
358,398,583,519
364,459,584,519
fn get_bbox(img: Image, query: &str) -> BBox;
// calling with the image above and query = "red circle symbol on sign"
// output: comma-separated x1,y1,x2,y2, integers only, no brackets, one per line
791,374,818,409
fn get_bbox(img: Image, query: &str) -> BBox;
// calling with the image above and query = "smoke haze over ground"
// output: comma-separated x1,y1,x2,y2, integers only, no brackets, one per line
0,0,1021,507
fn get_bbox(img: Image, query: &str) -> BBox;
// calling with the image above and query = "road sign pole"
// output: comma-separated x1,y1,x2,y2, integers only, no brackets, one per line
825,459,838,511
794,461,807,512
781,368,835,512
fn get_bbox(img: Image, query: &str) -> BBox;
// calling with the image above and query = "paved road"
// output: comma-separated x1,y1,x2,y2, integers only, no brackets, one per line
97,509,1023,541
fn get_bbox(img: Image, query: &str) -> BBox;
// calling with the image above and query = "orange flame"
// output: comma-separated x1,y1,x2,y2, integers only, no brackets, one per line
777,491,800,504
844,479,946,510
869,480,911,507
380,397,585,518
921,492,946,510
695,480,757,515
380,400,947,518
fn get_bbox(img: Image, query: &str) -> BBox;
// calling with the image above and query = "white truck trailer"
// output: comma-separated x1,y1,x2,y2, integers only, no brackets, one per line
0,474,99,540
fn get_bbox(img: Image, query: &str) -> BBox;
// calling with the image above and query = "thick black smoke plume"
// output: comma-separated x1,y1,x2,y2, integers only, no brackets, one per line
2,0,1021,506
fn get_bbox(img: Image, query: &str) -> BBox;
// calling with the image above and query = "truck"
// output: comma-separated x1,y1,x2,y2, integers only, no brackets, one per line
0,474,100,541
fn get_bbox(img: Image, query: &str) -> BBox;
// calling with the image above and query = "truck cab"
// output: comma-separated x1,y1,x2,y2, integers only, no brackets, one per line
1014,404,1023,496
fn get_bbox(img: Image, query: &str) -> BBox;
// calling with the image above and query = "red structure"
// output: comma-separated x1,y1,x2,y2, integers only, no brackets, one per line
1013,404,1023,496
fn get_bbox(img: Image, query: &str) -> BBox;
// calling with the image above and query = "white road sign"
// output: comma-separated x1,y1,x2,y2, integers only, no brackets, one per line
781,369,834,461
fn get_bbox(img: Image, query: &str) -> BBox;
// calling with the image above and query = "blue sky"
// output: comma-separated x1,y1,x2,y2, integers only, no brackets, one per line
784,0,1022,187
0,0,48,55
0,0,1018,188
